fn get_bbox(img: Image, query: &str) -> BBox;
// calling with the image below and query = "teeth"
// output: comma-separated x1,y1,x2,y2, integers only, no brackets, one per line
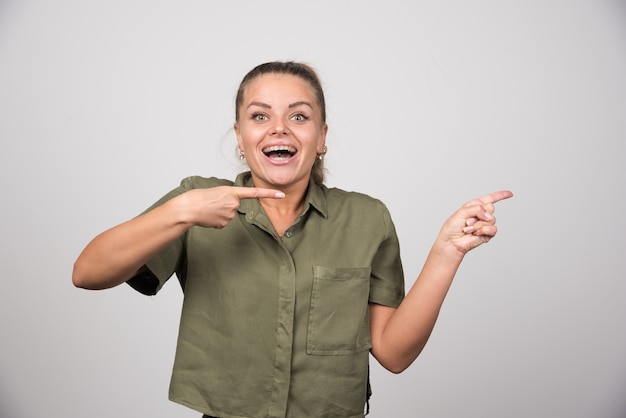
263,145,296,154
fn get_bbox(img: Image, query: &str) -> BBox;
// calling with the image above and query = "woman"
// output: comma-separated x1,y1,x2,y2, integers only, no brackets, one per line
73,61,512,418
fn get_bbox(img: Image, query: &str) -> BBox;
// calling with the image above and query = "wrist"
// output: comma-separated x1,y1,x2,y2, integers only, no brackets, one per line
165,193,196,229
431,236,466,263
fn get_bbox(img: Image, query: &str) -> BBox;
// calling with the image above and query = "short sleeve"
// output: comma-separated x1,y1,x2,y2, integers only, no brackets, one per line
368,202,405,308
125,176,215,295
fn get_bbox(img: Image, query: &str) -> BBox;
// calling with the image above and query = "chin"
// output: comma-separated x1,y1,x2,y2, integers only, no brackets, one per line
263,173,306,189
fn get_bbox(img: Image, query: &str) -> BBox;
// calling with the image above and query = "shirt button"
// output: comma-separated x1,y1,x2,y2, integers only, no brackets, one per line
284,230,293,238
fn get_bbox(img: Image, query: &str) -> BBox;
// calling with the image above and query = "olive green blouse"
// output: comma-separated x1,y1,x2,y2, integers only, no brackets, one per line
128,172,405,418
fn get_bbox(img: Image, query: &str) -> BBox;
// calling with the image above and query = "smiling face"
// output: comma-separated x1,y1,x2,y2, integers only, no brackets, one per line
234,73,328,192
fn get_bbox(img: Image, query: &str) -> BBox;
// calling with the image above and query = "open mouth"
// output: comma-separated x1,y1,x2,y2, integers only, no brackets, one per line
262,145,297,161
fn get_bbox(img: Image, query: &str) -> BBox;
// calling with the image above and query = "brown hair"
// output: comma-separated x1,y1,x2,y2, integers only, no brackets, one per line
235,61,327,184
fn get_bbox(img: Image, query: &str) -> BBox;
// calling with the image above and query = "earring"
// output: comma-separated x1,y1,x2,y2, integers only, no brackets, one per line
239,150,245,160
317,145,328,160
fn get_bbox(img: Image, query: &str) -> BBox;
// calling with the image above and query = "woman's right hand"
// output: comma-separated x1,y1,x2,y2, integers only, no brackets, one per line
177,186,285,229
72,186,284,290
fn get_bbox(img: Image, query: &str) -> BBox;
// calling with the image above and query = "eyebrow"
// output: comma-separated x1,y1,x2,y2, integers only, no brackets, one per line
247,101,314,110
288,101,314,110
247,101,271,109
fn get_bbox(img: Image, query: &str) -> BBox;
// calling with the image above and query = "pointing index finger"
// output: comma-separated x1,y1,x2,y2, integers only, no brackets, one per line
234,187,285,200
477,190,514,205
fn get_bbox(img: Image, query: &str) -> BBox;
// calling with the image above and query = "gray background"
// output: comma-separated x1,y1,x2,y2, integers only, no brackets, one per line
1,1,625,417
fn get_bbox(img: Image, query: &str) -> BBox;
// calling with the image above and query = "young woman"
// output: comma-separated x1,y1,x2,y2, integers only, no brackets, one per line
73,61,512,418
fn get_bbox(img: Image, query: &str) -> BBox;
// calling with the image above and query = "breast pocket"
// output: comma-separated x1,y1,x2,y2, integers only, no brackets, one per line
307,266,372,355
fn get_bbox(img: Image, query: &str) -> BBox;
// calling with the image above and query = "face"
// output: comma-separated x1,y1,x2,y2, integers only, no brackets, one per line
234,73,327,192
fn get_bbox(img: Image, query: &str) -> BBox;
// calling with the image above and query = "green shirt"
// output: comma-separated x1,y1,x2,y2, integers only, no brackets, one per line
128,172,405,418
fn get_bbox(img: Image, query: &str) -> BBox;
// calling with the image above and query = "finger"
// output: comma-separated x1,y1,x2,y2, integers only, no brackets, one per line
459,206,496,236
463,220,498,236
472,224,498,237
233,187,285,200
462,202,496,221
476,190,513,205
476,209,496,222
463,221,489,234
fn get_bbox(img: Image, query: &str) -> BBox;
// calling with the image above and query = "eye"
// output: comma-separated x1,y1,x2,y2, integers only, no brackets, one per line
291,113,308,122
252,113,268,122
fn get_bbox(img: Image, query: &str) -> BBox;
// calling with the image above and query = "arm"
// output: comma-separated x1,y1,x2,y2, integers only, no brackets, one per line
72,186,285,290
370,190,513,373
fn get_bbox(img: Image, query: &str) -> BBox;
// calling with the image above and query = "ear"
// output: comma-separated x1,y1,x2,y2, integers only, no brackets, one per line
317,123,328,153
234,123,243,151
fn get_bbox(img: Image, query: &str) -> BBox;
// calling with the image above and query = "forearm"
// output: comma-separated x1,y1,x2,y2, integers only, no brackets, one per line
371,190,512,373
372,240,464,373
72,197,192,290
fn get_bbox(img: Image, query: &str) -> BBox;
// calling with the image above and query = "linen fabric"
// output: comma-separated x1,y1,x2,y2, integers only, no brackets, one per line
127,172,405,418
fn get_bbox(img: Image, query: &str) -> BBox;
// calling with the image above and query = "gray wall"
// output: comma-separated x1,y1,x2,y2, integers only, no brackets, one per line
1,1,624,417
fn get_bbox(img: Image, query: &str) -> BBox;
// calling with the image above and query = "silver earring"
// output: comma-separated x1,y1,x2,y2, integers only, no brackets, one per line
239,150,245,160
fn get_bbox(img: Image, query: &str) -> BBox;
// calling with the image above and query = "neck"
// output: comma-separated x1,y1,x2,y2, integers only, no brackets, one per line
260,189,306,216
250,173,310,214
255,181,308,238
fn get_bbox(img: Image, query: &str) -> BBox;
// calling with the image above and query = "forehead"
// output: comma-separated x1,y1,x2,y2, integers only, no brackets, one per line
242,73,316,104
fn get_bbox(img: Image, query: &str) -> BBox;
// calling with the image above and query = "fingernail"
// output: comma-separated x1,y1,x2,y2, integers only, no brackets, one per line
275,192,285,198
463,226,474,233
484,212,493,220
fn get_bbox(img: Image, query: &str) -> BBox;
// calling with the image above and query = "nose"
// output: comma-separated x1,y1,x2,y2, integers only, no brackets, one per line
271,120,290,135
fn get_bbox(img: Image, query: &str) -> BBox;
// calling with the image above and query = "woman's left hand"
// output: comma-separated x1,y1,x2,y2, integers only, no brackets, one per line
371,189,513,373
439,190,513,255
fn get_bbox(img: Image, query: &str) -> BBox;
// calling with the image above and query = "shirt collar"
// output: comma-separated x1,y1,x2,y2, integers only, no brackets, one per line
235,171,328,219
